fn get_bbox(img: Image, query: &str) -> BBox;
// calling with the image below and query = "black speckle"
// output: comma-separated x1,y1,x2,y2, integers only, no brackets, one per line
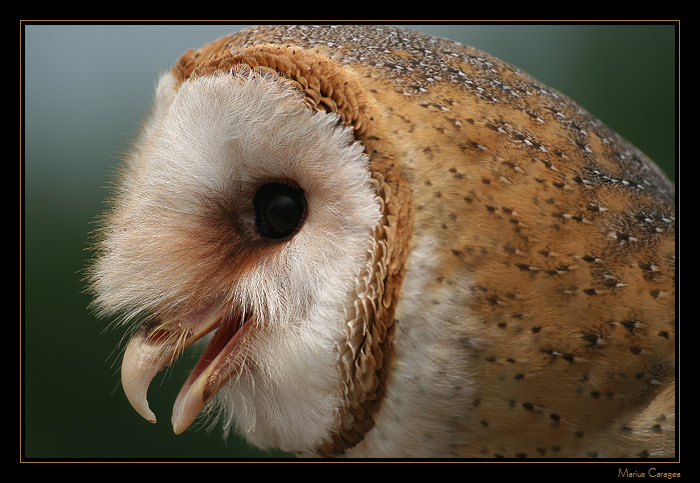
621,426,633,434
485,295,499,305
583,333,601,349
583,288,597,296
485,355,496,362
575,141,590,152
472,398,481,407
591,391,601,399
480,420,489,427
658,330,670,339
638,449,650,458
631,346,642,355
522,402,534,411
574,431,584,439
537,448,546,456
550,413,560,422
482,178,491,184
639,262,658,273
515,452,528,458
514,373,524,380
621,320,640,334
651,424,662,433
531,326,541,333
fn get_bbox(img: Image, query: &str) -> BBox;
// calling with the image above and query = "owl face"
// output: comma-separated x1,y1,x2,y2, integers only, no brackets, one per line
92,69,382,452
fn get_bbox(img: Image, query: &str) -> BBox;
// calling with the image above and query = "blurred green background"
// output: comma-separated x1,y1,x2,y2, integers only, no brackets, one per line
22,23,676,460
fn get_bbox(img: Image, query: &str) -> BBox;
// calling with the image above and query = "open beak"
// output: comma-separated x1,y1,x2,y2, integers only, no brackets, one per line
120,302,253,434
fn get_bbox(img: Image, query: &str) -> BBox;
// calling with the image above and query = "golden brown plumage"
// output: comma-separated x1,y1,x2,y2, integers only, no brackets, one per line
90,25,675,458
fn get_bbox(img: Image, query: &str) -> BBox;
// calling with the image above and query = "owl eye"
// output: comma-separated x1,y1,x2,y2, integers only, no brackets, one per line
253,182,307,240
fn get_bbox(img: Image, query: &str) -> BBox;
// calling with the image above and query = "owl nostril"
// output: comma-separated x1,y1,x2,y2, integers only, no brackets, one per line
253,182,307,240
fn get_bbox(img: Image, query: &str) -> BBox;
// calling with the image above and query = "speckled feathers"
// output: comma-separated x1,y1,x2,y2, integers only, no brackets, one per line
91,25,675,458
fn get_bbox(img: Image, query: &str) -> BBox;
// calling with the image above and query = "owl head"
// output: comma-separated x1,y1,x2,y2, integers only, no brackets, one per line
89,25,675,458
89,30,410,455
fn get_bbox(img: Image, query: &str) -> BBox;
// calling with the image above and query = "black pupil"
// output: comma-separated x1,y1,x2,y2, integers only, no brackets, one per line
254,182,307,240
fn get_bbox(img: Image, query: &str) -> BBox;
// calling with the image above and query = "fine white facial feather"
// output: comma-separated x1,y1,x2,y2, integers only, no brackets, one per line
90,70,382,453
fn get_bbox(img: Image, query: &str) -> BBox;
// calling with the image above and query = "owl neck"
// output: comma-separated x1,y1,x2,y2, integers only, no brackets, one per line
329,232,479,458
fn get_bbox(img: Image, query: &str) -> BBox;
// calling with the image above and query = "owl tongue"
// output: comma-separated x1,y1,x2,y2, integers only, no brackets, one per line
120,303,251,434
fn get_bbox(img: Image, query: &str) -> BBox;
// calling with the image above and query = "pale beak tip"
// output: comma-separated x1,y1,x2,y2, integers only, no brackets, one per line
171,411,191,435
143,410,158,425
125,390,158,424
171,379,206,435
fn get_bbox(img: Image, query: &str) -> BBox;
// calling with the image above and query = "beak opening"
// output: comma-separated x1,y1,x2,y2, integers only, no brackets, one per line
120,302,252,434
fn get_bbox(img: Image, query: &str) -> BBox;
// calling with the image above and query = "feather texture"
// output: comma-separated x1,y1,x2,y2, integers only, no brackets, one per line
89,25,675,458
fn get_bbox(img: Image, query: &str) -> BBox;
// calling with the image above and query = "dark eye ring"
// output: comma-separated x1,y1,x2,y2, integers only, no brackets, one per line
253,182,307,240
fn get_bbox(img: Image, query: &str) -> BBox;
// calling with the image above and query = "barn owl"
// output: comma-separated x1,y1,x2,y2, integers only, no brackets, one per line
88,25,676,459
